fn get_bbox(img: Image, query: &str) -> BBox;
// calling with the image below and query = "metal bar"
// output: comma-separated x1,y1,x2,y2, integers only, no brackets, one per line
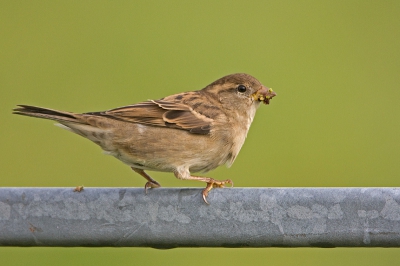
0,187,399,248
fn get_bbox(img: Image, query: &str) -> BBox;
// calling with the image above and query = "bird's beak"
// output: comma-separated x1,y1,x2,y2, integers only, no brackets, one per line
252,86,277,104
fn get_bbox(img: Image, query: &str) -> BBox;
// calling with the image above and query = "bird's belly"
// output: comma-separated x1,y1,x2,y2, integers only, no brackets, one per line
106,125,231,173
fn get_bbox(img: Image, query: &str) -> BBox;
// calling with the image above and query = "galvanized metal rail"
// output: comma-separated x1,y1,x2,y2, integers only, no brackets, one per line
0,188,399,248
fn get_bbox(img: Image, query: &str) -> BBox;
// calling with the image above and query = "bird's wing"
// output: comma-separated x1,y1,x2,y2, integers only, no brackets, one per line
86,100,213,135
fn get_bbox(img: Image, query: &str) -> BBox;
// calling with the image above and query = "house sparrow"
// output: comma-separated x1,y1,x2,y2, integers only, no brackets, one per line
13,73,276,204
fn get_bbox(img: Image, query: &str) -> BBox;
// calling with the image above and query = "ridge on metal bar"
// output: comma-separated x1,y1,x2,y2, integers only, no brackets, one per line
0,187,400,248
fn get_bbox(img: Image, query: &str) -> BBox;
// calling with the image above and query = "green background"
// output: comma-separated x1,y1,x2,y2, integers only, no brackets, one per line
1,1,400,265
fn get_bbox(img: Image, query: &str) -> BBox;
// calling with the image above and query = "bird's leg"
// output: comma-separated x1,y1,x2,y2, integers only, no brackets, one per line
131,167,161,193
174,170,233,204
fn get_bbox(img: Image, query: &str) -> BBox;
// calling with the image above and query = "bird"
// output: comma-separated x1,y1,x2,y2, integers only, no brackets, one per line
13,73,276,204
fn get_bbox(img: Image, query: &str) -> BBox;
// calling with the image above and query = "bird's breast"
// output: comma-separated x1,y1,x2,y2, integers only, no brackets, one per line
223,103,259,167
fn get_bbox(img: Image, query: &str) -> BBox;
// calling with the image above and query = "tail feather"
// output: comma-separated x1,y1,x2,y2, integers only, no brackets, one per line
13,105,83,124
13,105,118,152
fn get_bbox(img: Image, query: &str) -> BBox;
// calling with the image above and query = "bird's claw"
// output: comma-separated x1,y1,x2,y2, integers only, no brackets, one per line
144,181,161,194
202,178,233,204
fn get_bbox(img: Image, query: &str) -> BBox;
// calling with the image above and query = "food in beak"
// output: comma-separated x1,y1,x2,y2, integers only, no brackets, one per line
253,86,277,104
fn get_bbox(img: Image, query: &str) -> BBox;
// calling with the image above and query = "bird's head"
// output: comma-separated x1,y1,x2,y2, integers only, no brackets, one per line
203,73,277,111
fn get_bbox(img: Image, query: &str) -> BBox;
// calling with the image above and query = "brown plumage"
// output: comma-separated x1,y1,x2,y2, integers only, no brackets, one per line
13,73,276,203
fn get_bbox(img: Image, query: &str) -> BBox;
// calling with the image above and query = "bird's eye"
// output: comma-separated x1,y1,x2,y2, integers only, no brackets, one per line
237,85,247,93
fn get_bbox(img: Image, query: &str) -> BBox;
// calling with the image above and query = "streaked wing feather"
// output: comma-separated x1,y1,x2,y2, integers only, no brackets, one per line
163,110,211,134
102,101,166,126
99,100,212,134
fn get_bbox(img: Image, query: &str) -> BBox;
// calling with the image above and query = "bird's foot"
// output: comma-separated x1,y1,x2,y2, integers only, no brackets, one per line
144,180,161,194
131,167,162,194
202,178,233,204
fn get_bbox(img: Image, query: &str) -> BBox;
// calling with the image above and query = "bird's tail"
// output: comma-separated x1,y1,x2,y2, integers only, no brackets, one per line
13,105,115,145
13,105,83,124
